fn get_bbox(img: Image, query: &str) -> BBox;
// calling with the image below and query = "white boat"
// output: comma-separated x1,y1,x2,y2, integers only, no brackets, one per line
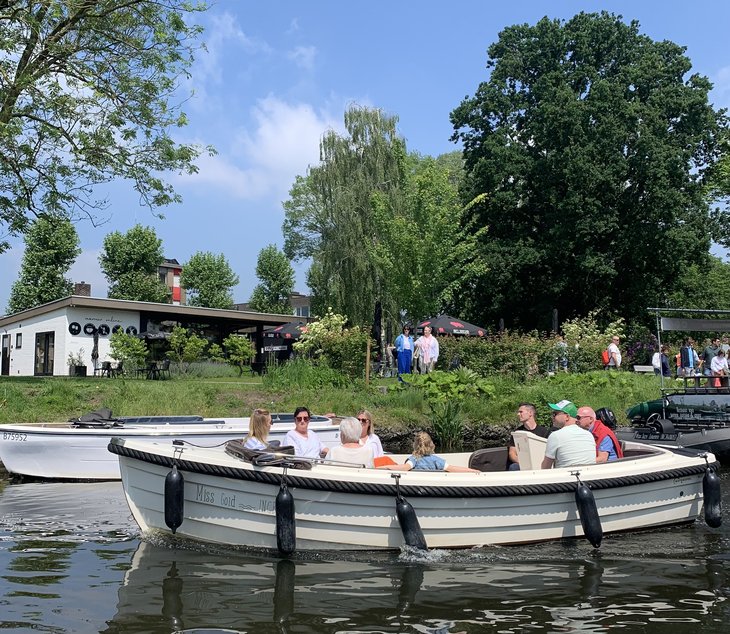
109,430,722,552
0,411,338,480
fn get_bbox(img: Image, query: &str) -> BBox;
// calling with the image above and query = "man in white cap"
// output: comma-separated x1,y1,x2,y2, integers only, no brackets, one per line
541,400,596,469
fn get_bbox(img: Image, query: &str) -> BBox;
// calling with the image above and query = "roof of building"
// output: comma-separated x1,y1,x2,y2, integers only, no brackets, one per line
0,295,305,330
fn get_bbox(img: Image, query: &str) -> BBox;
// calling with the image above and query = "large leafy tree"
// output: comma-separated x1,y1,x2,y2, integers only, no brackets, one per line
99,224,169,302
0,1,212,252
451,12,727,330
7,214,80,312
249,245,294,314
181,251,239,309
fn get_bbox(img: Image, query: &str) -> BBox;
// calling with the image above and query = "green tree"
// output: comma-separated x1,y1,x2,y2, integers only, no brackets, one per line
283,106,408,328
99,224,169,302
248,245,294,314
0,1,213,253
667,256,730,309
8,214,80,313
167,325,207,375
450,12,727,330
181,251,239,309
222,334,255,376
109,329,148,371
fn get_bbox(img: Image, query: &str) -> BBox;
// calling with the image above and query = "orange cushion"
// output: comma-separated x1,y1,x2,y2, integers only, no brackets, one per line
374,456,397,467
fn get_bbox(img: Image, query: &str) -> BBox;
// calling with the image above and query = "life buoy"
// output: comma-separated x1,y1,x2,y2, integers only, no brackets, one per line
164,465,185,534
275,480,296,555
83,323,97,335
98,324,110,336
68,322,81,335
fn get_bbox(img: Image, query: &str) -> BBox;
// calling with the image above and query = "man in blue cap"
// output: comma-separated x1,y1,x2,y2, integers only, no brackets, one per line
541,400,596,469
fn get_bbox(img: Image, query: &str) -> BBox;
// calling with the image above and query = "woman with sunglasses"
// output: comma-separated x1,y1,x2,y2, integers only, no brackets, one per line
243,408,272,450
284,406,329,458
356,409,384,458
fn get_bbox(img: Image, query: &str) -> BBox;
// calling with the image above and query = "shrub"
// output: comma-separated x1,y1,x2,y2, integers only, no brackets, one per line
167,326,208,375
109,331,147,370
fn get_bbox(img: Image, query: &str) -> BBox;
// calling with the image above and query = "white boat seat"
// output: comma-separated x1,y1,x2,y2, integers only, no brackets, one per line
512,430,548,470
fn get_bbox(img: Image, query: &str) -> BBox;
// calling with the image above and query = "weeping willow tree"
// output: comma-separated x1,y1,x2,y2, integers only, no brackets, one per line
284,106,475,360
283,106,408,336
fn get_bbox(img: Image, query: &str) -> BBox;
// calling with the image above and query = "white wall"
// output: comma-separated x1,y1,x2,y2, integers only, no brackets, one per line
2,306,140,376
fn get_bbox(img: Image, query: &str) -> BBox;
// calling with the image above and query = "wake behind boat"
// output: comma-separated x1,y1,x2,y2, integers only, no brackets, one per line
109,431,722,553
0,409,338,480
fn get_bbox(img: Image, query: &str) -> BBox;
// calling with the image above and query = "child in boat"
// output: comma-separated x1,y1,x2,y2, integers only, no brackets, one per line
243,408,272,450
378,431,479,473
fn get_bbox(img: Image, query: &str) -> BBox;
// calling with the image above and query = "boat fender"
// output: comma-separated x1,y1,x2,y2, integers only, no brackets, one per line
164,465,185,534
276,478,296,555
703,467,722,528
574,479,602,548
393,475,427,550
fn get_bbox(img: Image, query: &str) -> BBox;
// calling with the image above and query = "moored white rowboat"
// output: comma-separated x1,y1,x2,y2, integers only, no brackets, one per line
109,432,722,552
0,413,338,480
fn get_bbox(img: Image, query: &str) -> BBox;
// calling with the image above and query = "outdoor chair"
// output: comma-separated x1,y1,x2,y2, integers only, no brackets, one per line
159,358,171,379
112,361,124,378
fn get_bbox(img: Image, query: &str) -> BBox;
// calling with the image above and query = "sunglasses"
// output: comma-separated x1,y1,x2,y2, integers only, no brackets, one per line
358,418,369,423
295,416,310,422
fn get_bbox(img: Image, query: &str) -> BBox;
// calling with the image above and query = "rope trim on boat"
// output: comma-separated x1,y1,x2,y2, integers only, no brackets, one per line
108,442,716,498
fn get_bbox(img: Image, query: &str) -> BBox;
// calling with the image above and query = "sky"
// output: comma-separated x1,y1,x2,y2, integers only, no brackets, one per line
2,0,730,313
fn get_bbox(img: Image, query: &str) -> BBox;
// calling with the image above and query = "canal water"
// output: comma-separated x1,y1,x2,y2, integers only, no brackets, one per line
1,473,729,633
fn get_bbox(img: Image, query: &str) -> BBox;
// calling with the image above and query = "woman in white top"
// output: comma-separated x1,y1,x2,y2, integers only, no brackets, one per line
284,406,329,458
711,349,729,387
357,409,384,458
243,408,272,450
328,417,374,467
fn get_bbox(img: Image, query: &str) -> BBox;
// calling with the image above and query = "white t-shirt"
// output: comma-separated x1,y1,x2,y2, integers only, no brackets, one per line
284,429,324,458
544,424,596,468
711,356,729,374
360,433,384,458
328,445,374,467
651,352,661,370
608,342,621,367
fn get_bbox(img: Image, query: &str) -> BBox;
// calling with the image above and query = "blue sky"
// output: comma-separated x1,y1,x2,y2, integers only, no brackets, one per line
1,0,729,313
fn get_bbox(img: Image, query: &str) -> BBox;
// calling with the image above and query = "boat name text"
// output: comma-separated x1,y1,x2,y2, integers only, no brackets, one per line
195,484,237,509
2,431,27,442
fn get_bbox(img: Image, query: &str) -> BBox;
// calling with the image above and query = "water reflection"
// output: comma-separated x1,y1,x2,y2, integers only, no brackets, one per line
96,538,730,634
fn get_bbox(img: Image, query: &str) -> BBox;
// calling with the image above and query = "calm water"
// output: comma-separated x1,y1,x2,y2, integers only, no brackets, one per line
1,474,730,633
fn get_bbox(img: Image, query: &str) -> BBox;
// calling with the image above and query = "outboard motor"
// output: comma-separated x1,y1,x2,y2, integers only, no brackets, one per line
595,408,617,430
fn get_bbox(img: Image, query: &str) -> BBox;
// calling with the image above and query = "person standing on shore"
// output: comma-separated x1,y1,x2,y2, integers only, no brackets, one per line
394,325,414,381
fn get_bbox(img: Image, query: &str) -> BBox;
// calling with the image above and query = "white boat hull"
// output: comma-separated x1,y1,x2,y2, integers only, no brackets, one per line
111,438,717,551
0,415,338,480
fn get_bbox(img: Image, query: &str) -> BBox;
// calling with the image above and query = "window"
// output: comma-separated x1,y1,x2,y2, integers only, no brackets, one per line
15,333,22,349
295,306,309,318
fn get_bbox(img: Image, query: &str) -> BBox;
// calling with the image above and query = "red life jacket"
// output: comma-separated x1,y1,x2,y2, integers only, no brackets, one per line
590,419,624,460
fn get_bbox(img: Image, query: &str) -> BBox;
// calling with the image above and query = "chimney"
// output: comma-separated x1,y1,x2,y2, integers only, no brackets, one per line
74,281,91,296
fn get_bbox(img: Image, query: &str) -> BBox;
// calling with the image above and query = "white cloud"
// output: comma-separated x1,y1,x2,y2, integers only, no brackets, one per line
713,65,730,107
180,96,343,202
287,45,317,71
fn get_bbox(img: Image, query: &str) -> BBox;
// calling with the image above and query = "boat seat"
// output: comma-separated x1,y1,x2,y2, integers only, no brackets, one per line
512,430,548,470
468,447,509,472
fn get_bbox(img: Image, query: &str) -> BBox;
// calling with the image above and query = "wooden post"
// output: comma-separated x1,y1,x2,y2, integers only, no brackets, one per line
365,338,371,385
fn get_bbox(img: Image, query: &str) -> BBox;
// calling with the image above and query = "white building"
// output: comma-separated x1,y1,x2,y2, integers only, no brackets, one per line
0,296,302,377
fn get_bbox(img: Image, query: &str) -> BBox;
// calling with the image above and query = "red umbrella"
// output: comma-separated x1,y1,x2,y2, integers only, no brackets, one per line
263,322,308,340
417,315,487,337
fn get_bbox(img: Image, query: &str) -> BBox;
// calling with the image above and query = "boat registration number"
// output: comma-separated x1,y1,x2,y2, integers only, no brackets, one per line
2,431,27,441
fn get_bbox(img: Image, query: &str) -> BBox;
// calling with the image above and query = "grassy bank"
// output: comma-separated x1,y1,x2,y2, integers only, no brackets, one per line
0,371,665,441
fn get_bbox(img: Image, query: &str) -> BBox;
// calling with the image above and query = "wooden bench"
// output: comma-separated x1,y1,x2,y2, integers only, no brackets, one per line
633,365,655,373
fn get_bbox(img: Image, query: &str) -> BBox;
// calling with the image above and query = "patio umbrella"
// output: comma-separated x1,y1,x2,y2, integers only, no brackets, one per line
91,329,99,369
263,322,307,340
417,314,487,337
